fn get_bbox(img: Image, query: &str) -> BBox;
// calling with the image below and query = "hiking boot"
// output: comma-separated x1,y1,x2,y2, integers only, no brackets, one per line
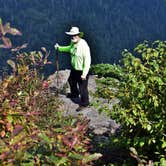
76,105,89,112
66,93,79,98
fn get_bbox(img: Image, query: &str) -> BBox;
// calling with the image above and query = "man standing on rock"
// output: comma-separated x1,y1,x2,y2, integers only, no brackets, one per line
54,26,91,111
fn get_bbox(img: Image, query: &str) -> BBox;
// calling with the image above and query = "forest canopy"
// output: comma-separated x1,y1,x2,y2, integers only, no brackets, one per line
0,0,166,73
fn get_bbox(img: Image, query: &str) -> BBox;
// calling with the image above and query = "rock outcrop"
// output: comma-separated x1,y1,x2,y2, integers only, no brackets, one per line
48,70,119,135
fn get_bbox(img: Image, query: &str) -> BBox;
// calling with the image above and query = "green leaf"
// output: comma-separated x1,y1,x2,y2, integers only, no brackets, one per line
7,59,16,71
139,141,145,147
48,155,60,165
153,51,159,57
68,152,83,160
129,147,138,155
38,133,51,143
56,157,69,166
22,163,34,166
147,124,152,131
7,115,13,123
162,141,166,149
160,157,166,166
53,128,65,133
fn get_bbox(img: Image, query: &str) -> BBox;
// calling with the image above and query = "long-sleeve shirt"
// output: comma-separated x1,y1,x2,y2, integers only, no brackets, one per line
58,38,91,77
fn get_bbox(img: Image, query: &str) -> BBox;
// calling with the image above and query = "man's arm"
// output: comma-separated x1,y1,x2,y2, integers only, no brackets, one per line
55,42,73,53
58,45,71,53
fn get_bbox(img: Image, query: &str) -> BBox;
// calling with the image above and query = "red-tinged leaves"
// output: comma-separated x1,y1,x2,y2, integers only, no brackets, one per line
0,19,22,52
0,153,6,161
9,99,18,107
41,47,47,52
1,36,12,48
0,152,10,161
0,130,6,138
6,122,13,132
0,20,21,54
34,155,40,164
62,134,78,149
12,125,23,136
9,27,22,36
73,120,89,134
30,129,40,140
3,23,10,35
42,81,49,89
0,19,4,36
25,111,41,116
55,153,66,157
69,136,78,148
3,23,22,36
7,60,16,72
31,55,36,64
0,120,5,124
43,58,52,65
2,79,10,89
0,18,97,164
82,138,91,145
45,61,52,64
11,43,28,52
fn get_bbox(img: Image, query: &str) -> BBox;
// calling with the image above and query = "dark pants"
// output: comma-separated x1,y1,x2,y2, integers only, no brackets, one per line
68,69,89,106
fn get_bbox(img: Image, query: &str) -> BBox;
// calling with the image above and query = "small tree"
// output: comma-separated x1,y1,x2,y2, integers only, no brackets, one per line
112,40,166,164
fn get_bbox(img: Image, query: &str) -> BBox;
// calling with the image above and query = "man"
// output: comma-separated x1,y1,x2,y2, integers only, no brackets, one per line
54,26,91,111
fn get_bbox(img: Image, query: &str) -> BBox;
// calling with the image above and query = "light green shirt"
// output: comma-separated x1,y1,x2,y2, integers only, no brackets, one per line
58,38,91,77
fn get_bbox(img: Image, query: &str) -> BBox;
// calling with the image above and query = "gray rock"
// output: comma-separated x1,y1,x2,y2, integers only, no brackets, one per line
48,69,70,92
48,70,120,135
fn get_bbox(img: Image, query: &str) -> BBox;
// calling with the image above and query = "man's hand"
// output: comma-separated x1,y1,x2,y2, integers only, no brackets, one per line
81,75,86,80
54,43,59,50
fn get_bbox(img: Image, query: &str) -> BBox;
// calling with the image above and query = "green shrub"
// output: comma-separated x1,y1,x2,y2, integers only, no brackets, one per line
90,63,123,104
93,77,119,101
111,40,166,164
91,63,124,80
91,40,166,165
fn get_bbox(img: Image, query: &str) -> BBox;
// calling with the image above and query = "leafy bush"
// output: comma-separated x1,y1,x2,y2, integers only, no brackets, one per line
112,40,166,164
0,18,101,165
93,77,119,101
0,49,55,165
90,63,123,103
91,63,124,80
92,40,166,165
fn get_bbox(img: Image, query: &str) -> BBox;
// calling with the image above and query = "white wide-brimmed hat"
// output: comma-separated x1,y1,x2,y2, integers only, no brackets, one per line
65,27,80,36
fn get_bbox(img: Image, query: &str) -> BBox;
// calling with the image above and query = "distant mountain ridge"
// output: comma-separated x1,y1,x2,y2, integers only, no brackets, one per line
0,0,166,74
